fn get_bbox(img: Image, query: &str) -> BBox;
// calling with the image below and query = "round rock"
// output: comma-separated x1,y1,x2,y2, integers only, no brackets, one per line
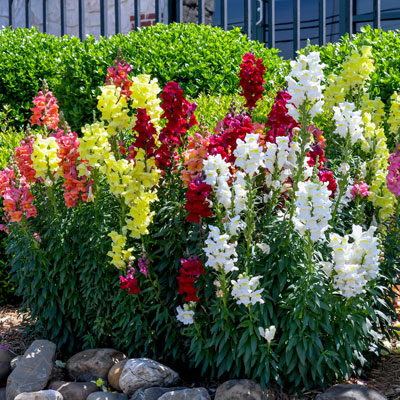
86,392,128,400
0,388,6,400
315,384,387,400
66,348,126,382
14,391,63,400
131,387,188,400
0,361,11,382
107,359,127,391
119,358,180,397
215,379,270,400
158,388,210,400
48,381,97,400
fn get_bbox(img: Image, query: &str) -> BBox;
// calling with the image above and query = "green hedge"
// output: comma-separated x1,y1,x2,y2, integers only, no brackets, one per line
0,24,286,132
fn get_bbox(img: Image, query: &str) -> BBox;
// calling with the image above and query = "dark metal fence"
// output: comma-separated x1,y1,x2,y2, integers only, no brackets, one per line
5,0,399,58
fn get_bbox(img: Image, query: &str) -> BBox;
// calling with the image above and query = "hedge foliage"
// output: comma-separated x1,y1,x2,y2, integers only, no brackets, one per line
0,24,286,131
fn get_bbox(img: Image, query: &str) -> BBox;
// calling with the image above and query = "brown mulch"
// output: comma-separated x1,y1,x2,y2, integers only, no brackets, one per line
1,305,400,398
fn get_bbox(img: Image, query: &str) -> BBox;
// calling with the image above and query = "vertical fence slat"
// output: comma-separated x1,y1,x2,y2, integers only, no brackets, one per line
100,0,108,36
244,0,251,39
339,0,353,36
319,0,326,46
135,0,141,28
43,0,46,32
293,0,300,58
115,0,121,33
221,0,227,30
268,0,275,48
198,0,205,24
60,0,66,35
8,0,13,27
25,0,30,28
79,0,85,40
176,0,182,23
155,0,161,23
373,0,381,29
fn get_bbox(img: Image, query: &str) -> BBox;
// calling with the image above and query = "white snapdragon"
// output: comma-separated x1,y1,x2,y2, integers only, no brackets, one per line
231,274,264,306
204,225,238,273
285,52,326,121
293,181,332,242
259,325,276,343
232,171,248,214
332,102,364,144
328,225,380,298
176,304,195,325
256,242,270,255
203,154,232,211
234,133,265,176
225,215,244,236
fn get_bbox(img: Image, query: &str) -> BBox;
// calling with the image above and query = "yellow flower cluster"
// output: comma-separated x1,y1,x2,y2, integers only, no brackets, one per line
360,94,385,127
130,74,162,127
97,85,132,136
387,92,400,137
324,46,375,108
31,136,61,186
78,122,112,176
362,113,396,220
107,229,133,269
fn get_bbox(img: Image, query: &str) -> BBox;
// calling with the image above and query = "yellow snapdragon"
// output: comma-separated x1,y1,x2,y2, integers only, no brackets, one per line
97,85,132,136
130,74,162,127
360,94,385,127
31,136,61,185
107,229,133,269
388,91,400,137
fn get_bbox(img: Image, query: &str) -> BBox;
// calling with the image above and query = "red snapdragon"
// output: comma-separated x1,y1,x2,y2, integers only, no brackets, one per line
120,268,141,294
238,53,266,109
185,177,213,223
14,137,37,183
106,58,133,100
177,256,205,302
318,168,337,198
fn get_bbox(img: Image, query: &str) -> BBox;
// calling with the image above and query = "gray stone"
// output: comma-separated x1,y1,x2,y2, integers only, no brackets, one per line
158,388,210,400
119,358,179,397
66,348,126,382
0,361,11,381
6,340,56,400
10,357,22,370
108,360,128,391
86,393,128,400
215,380,270,400
315,384,387,400
48,381,97,400
131,387,188,400
14,391,63,400
1,388,6,400
0,349,14,364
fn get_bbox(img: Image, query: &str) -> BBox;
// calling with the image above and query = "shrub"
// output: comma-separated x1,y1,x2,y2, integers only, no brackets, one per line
3,50,399,392
0,24,286,132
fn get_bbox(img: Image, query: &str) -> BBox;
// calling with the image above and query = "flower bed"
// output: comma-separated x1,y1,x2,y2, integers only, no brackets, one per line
1,45,400,392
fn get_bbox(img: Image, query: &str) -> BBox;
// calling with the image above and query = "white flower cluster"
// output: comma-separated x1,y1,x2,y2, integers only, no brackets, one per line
204,225,238,273
232,171,248,214
176,303,195,325
332,102,364,144
285,51,326,121
264,137,299,192
203,154,232,210
325,225,380,298
231,274,264,306
293,181,332,242
258,325,276,343
233,133,265,176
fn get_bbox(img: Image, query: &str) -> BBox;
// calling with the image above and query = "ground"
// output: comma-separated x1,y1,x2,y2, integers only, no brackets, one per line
1,305,400,399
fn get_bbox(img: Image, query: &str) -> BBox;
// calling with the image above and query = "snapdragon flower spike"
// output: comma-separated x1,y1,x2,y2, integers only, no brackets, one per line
293,180,332,242
332,102,364,145
106,58,133,100
30,85,60,131
351,180,370,200
14,137,37,183
185,177,213,223
176,303,195,325
119,271,141,294
238,53,266,109
387,146,400,198
285,51,326,122
259,325,276,343
327,225,380,298
177,256,205,302
231,274,264,306
233,133,265,176
318,168,337,199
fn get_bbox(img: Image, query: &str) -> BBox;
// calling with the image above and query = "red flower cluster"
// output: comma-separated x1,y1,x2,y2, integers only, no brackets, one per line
177,256,205,302
30,86,59,131
318,168,337,198
14,137,36,183
156,82,198,168
239,53,266,109
128,108,157,159
119,270,141,294
54,131,91,208
106,58,133,100
264,91,299,143
185,177,213,223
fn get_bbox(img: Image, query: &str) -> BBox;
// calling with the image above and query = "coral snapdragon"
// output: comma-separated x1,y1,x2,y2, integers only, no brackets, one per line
30,85,59,131
106,58,133,99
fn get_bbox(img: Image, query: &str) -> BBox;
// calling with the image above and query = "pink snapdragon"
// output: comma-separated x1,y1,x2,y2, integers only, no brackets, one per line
351,180,370,200
387,146,400,198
